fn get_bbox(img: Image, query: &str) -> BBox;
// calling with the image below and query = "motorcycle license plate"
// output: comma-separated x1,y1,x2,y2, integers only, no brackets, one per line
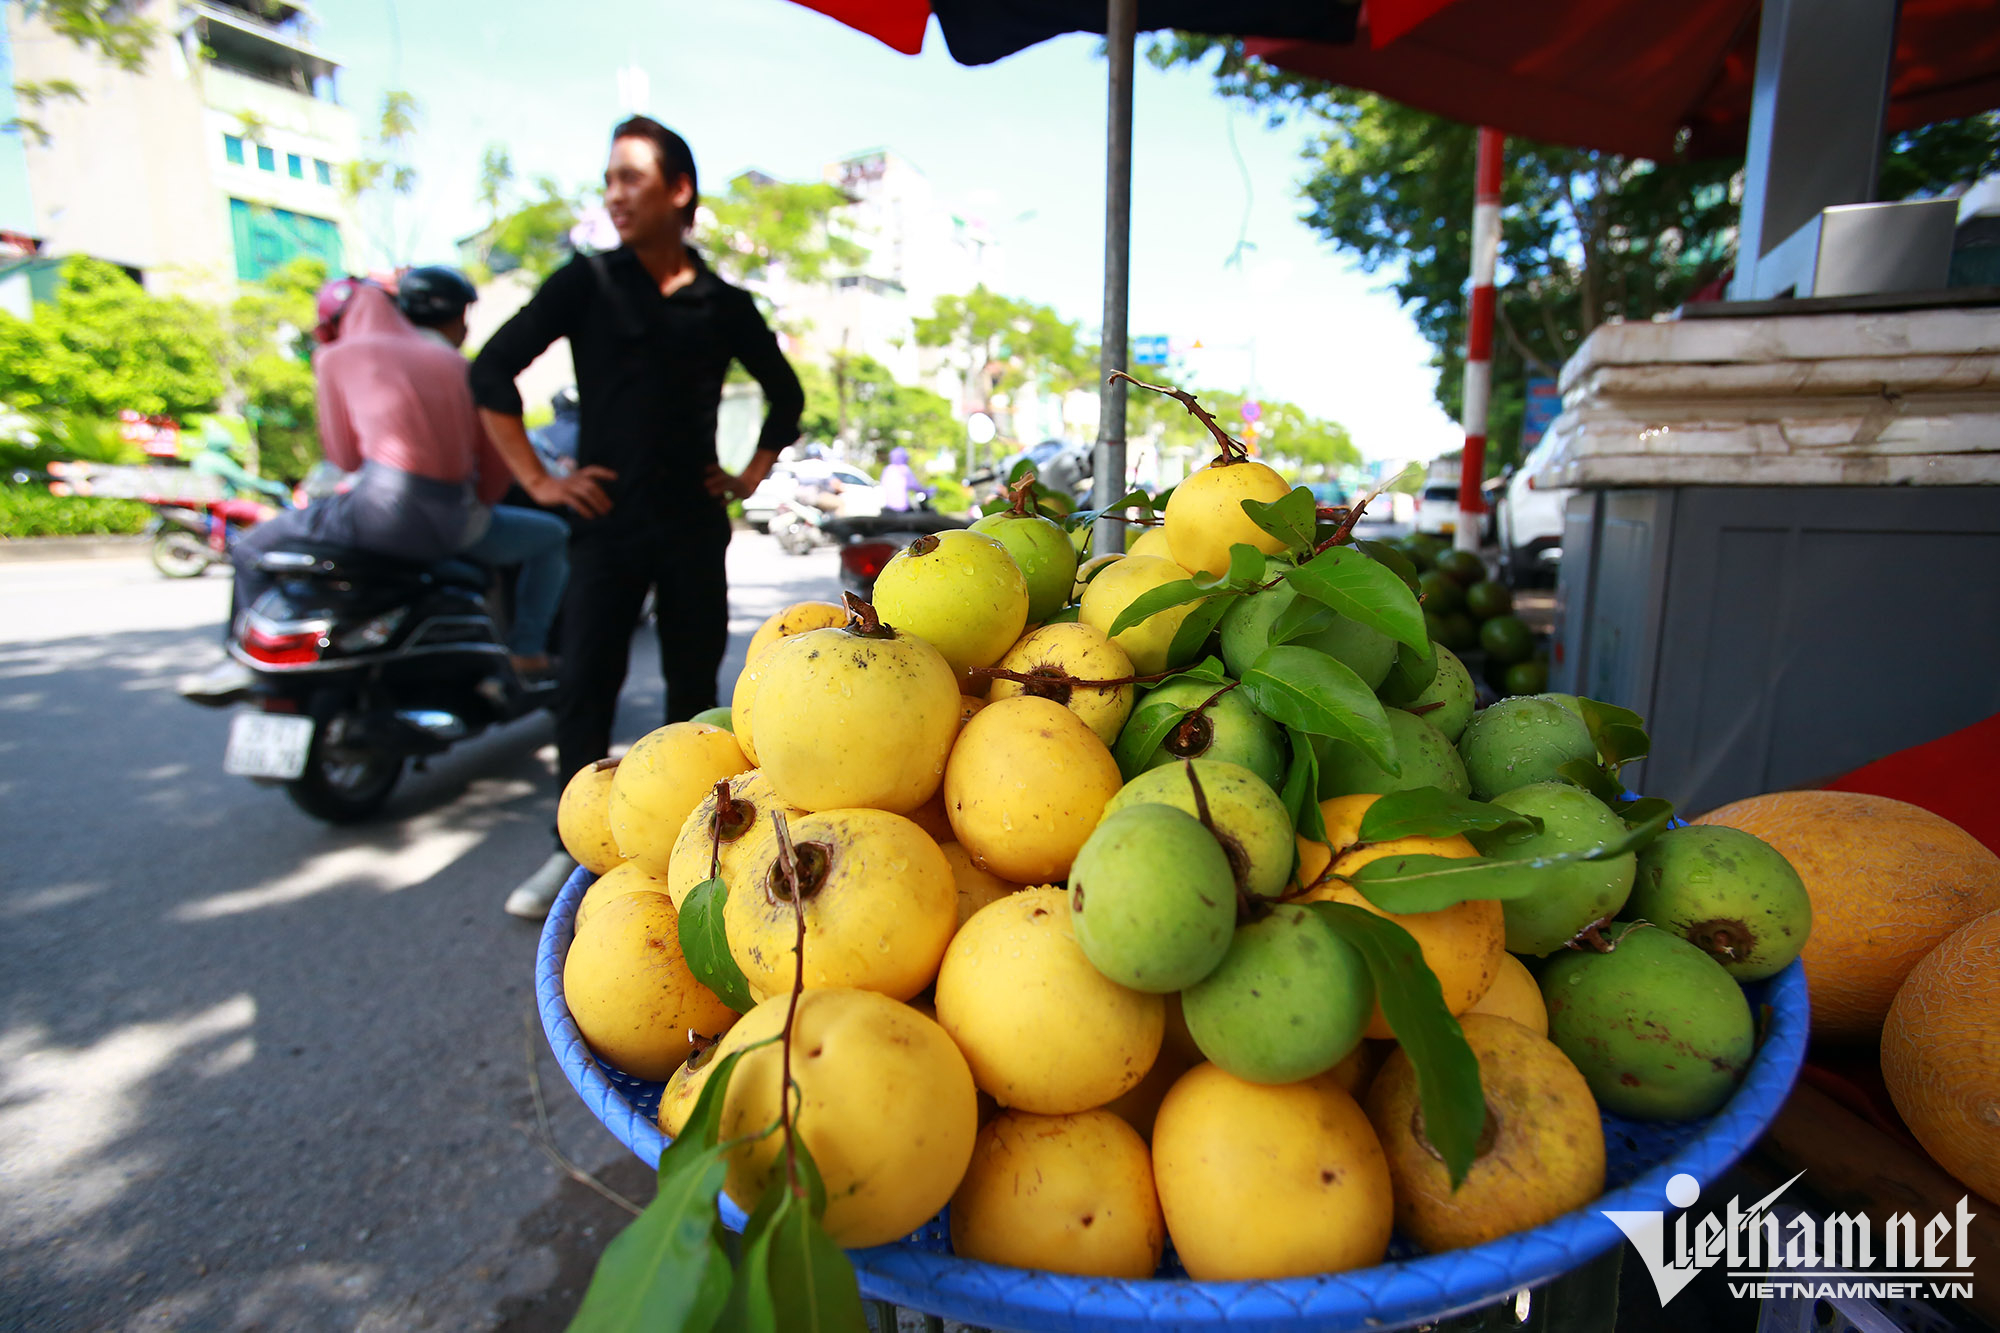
224,711,315,780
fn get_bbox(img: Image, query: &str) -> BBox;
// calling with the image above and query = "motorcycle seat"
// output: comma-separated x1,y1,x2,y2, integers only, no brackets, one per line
258,543,491,589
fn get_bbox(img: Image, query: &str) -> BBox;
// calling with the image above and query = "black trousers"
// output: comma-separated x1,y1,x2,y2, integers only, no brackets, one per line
555,504,731,783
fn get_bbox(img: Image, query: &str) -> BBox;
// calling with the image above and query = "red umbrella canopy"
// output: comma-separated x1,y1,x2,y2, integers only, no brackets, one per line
1245,0,2000,160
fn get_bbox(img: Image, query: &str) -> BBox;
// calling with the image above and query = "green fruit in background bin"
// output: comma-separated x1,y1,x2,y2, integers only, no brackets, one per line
1181,905,1372,1084
1218,581,1396,690
1625,825,1813,981
1436,549,1487,587
1539,921,1754,1121
1417,570,1464,617
1465,579,1513,621
971,510,1081,625
689,706,734,731
1437,613,1479,655
1399,539,1438,573
1316,708,1469,798
1503,660,1549,696
1399,645,1476,743
1105,760,1295,901
1458,696,1596,800
1376,638,1440,706
1068,804,1237,992
1479,614,1536,665
1489,781,1638,954
1114,677,1285,792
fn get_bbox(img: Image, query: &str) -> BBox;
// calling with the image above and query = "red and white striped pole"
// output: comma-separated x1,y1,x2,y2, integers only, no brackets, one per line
1457,127,1504,554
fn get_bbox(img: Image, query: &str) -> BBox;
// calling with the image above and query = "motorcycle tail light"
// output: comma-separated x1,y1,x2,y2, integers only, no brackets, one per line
244,623,328,666
841,541,898,584
337,607,407,653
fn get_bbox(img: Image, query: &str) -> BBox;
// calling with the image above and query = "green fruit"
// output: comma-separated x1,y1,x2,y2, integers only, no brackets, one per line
971,511,1080,624
1503,660,1549,696
1437,613,1479,654
1044,605,1080,624
1105,760,1294,901
1625,825,1813,981
1540,922,1754,1121
1464,579,1513,621
1478,615,1535,665
1068,805,1236,992
1181,905,1372,1084
688,706,733,731
1436,549,1486,587
1398,539,1437,573
1316,709,1469,799
1417,570,1464,617
1489,781,1638,954
873,529,1030,673
1217,580,1396,690
1114,678,1285,792
1376,638,1441,706
1401,646,1475,743
1535,692,1584,720
1457,696,1597,800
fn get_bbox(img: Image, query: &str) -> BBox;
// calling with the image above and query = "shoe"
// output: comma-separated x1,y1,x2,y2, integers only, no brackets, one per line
178,659,255,706
505,851,578,921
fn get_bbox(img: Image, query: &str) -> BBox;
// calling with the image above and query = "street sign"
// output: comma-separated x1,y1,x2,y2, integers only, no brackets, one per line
1522,377,1560,449
1133,334,1169,367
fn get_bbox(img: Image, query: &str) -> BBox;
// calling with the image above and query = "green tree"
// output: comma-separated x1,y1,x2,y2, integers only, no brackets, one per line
798,354,959,465
225,258,326,479
913,286,1095,465
698,173,868,286
344,90,422,265
0,258,227,419
4,0,153,144
479,177,590,281
1155,37,2000,468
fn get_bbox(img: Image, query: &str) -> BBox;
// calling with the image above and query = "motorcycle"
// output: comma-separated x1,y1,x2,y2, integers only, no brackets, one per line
768,496,836,556
203,540,556,823
147,497,278,578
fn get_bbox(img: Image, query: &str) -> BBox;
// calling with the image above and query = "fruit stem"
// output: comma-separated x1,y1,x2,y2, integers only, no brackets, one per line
1006,474,1039,517
1168,682,1240,755
772,810,808,1201
1567,916,1637,952
970,664,1194,690
1107,370,1248,465
1308,482,1391,555
841,592,897,640
591,756,620,773
708,779,731,880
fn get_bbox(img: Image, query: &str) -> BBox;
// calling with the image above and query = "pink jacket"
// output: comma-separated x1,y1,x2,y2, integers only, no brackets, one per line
312,285,511,505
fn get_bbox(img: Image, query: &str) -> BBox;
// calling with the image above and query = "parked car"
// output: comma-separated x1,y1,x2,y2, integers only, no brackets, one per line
1496,433,1574,587
742,458,882,531
1411,482,1465,537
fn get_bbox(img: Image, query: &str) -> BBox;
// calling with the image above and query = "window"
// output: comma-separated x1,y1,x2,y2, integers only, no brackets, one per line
224,134,245,165
229,198,343,282
287,153,304,179
256,144,275,171
313,158,332,186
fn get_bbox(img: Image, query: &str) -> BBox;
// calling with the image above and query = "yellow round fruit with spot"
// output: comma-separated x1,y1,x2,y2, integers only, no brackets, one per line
753,618,960,813
563,891,738,1080
1163,458,1294,578
1073,552,1123,601
575,860,675,933
1366,1013,1605,1251
1152,1062,1393,1280
1126,524,1180,565
1296,793,1505,1038
607,723,751,874
714,987,978,1247
944,695,1123,885
940,839,1022,928
1467,952,1549,1036
729,655,774,765
1079,554,1201,676
745,599,846,666
558,758,625,875
657,1040,721,1138
725,808,956,1001
1104,1037,1198,1143
905,787,955,845
935,888,1163,1113
871,530,1030,674
664,769,799,908
986,622,1135,746
1881,907,2000,1205
950,1109,1165,1278
958,694,987,727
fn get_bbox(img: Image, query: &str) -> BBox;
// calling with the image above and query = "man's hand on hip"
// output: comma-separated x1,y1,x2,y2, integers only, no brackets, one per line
531,464,617,519
704,451,776,504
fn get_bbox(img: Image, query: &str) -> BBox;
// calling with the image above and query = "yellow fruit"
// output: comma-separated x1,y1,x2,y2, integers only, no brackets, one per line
745,599,846,666
986,622,1135,746
1103,1037,1198,1143
1296,793,1504,1038
714,988,978,1247
753,617,960,814
725,808,956,1001
1467,952,1549,1036
1152,1062,1393,1280
872,530,1030,673
936,888,1164,1113
944,695,1124,884
657,1040,721,1138
1163,459,1293,578
664,769,800,908
1125,524,1179,564
729,655,774,765
1073,552,1122,600
1881,907,2000,1203
1695,791,2000,1041
950,1109,1165,1278
563,891,738,1080
1366,1014,1606,1252
904,787,955,845
1079,554,1201,676
957,694,987,727
557,759,625,875
941,840,1021,928
607,723,751,874
576,860,675,933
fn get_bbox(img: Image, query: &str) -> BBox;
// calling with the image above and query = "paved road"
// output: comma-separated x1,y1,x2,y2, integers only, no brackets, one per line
0,534,842,1332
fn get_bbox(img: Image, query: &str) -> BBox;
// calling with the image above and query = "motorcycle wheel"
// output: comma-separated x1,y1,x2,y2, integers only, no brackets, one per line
775,523,810,556
286,712,403,823
152,530,213,579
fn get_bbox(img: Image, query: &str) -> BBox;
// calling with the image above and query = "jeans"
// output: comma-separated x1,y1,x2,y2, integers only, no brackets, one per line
461,505,571,657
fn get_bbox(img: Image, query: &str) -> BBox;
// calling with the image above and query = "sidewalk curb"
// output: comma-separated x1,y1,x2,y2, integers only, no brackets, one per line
0,535,151,562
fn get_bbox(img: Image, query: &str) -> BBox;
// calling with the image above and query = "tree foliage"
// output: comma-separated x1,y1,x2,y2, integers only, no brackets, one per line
4,0,153,143
698,174,868,286
913,285,1096,414
798,353,958,465
1125,380,1357,477
0,258,228,419
476,177,590,282
225,258,327,479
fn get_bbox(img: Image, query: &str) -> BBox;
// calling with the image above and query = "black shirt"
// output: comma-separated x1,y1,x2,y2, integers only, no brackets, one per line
469,247,804,531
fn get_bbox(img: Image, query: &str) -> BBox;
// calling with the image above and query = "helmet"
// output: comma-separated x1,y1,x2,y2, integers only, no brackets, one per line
313,276,369,343
395,266,478,329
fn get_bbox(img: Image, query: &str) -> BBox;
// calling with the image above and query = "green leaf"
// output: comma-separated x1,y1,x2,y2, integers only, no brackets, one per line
1577,696,1651,769
1241,645,1397,773
1157,655,1229,687
1376,638,1440,706
1589,799,1675,858
978,496,1011,516
1284,728,1326,843
1063,488,1154,531
1267,595,1335,647
679,877,756,1013
1239,486,1317,553
1105,577,1210,638
1555,757,1627,809
1309,902,1485,1188
1344,852,1557,912
1224,541,1270,589
1284,546,1427,652
1116,700,1186,781
718,1175,792,1333
1357,788,1544,843
766,1143,868,1333
1354,538,1421,593
1383,460,1427,494
1166,593,1233,665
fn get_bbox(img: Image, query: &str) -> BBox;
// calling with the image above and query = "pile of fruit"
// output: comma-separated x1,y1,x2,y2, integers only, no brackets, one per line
1390,535,1550,698
553,433,1820,1287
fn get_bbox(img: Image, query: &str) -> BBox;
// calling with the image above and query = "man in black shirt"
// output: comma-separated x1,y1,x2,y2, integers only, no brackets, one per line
472,116,804,918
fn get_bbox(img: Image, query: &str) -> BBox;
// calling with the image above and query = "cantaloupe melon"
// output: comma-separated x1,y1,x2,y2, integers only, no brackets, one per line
1881,908,2000,1203
1693,792,2000,1042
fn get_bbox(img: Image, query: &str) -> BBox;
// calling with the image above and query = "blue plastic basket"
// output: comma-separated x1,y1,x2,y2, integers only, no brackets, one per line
536,864,1809,1332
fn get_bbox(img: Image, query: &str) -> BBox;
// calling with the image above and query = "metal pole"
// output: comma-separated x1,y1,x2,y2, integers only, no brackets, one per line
1456,127,1503,555
1092,0,1136,558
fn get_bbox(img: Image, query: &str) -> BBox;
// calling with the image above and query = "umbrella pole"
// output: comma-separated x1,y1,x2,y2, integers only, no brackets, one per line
1455,127,1503,554
1091,0,1137,558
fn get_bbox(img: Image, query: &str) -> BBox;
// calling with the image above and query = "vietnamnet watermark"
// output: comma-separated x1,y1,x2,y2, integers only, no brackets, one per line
1605,1171,1977,1305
